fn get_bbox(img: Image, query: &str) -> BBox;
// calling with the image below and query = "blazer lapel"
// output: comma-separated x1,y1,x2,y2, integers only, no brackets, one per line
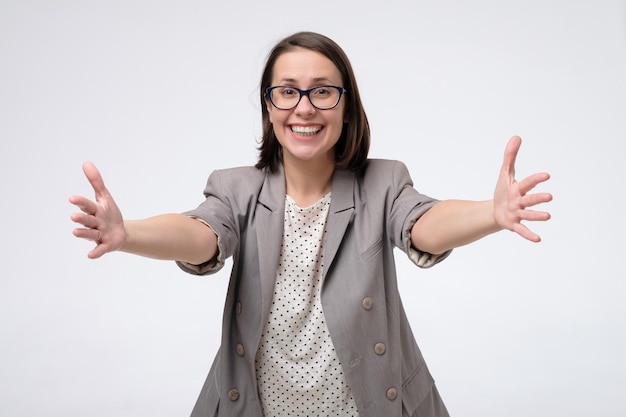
322,168,356,280
256,165,286,324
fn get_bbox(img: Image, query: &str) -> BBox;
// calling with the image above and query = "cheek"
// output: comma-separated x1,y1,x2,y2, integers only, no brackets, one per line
337,104,348,124
333,111,346,129
267,107,281,126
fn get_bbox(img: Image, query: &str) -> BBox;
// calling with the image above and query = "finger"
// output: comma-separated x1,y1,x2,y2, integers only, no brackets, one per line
517,172,551,195
521,192,553,208
511,222,542,243
500,136,522,179
70,212,99,229
69,195,98,216
518,208,551,222
88,243,108,259
72,227,101,242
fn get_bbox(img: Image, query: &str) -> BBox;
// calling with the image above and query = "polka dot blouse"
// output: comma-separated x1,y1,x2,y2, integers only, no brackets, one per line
255,193,358,416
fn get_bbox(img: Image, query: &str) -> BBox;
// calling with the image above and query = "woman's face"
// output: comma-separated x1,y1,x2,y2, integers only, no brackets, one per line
266,48,345,170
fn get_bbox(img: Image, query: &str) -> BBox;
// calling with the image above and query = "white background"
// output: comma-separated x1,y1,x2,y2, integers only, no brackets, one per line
1,1,625,416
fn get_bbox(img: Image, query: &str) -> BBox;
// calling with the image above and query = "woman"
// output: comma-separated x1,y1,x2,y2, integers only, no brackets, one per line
70,31,552,417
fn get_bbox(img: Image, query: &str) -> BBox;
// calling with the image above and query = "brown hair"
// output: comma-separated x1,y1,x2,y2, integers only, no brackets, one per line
255,31,370,173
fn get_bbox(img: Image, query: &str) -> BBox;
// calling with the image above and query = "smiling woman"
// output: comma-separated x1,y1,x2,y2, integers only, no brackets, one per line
263,48,348,200
69,31,552,417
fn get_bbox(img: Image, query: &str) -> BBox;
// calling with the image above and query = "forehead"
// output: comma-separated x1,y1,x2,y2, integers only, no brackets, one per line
272,47,341,84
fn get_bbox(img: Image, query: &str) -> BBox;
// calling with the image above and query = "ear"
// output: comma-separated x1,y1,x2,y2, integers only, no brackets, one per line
265,99,275,123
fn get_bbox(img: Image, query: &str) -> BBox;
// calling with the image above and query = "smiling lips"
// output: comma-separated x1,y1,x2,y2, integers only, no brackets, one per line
291,125,322,136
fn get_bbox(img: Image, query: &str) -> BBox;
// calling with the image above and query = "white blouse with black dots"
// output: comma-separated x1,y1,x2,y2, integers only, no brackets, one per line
254,193,359,417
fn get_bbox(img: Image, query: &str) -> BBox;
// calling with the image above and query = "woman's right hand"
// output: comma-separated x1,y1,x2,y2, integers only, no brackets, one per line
69,162,126,259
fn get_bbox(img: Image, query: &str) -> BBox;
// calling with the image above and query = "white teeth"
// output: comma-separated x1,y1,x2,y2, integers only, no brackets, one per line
291,126,321,135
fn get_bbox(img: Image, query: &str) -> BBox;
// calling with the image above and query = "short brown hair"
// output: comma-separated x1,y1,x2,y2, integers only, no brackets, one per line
255,32,370,173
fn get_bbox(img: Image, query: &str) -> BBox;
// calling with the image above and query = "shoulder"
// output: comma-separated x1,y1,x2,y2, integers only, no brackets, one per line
212,165,265,178
359,159,413,187
207,165,266,187
361,158,410,174
200,165,269,201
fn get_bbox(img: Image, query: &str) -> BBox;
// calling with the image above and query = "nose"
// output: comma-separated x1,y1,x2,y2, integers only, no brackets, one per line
294,93,315,115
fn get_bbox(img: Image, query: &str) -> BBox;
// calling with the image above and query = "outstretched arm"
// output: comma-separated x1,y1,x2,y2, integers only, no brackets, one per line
411,136,552,255
69,162,217,264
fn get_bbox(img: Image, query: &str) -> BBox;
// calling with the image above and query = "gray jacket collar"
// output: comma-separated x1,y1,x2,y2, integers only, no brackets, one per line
257,163,355,214
255,164,356,326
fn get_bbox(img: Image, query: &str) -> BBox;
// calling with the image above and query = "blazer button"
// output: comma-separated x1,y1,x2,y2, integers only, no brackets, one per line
362,297,373,310
236,343,245,356
228,388,240,401
236,301,242,315
386,387,398,401
374,343,386,355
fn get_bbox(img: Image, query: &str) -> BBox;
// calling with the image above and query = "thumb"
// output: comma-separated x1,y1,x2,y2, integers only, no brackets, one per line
82,161,111,199
500,135,522,180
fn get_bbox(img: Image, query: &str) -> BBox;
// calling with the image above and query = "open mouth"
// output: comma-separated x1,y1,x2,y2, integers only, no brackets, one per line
290,125,322,136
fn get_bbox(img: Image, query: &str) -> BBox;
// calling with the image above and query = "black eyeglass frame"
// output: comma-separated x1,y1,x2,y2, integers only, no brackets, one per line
265,85,347,110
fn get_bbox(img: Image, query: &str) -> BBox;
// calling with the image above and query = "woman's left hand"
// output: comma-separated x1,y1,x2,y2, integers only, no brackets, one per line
493,136,553,242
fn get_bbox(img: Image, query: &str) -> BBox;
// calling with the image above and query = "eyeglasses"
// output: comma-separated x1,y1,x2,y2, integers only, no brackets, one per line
265,85,346,110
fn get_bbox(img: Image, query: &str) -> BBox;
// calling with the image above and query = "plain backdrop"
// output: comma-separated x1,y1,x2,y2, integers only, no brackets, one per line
1,1,625,416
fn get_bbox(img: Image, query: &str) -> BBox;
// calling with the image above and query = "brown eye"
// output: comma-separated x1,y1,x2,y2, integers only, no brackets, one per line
312,87,331,97
279,87,298,97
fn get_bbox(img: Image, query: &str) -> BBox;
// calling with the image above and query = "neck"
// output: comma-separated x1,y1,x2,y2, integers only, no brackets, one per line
283,157,334,207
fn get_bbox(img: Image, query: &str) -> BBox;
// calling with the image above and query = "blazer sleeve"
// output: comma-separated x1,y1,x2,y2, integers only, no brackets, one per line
387,160,452,268
175,169,242,276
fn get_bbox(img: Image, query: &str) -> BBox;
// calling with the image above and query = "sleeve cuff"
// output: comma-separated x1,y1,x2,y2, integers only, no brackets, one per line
175,217,225,276
407,245,451,268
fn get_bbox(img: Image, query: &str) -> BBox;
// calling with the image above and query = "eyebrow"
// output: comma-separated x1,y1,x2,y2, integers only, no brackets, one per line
278,77,336,84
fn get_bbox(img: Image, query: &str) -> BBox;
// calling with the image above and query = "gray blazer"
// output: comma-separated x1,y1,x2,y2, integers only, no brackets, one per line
178,159,451,417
